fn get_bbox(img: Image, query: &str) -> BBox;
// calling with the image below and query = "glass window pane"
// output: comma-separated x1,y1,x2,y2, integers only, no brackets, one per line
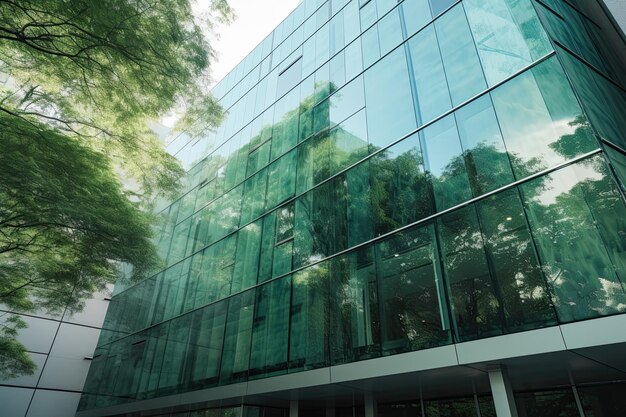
364,46,417,149
455,95,514,196
232,221,263,293
219,289,255,384
249,277,291,379
435,4,487,105
289,262,330,371
491,57,597,179
329,109,369,175
477,189,558,332
429,0,456,17
408,25,452,125
438,206,503,341
378,8,403,56
330,75,365,126
402,0,432,37
347,161,375,247
377,225,452,354
370,133,434,236
520,156,626,323
186,302,227,389
362,25,381,68
420,115,472,211
464,0,552,85
330,248,380,364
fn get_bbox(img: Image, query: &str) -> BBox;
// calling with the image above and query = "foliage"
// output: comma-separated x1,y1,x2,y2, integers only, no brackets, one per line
0,0,233,379
0,314,34,378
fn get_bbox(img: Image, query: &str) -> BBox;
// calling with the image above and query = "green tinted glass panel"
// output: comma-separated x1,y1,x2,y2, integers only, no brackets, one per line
420,115,472,211
364,46,417,149
186,302,227,389
219,289,255,384
464,0,552,85
376,225,451,354
455,94,514,196
370,133,434,236
330,248,380,365
249,277,290,379
408,25,452,124
438,206,503,341
232,221,263,292
435,4,486,106
520,156,626,322
492,57,597,179
477,189,557,331
289,262,330,371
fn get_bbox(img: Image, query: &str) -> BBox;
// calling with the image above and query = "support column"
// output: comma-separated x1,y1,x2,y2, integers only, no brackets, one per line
364,392,377,417
290,399,298,417
488,365,518,417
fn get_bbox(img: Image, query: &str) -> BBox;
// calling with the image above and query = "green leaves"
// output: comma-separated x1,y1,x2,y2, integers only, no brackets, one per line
0,0,230,378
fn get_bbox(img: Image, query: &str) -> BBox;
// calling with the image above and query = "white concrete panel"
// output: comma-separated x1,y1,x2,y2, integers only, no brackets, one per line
62,287,111,328
0,386,34,417
560,314,626,349
0,313,59,354
25,390,81,417
37,356,91,392
48,323,100,359
456,327,566,365
330,345,458,383
0,353,46,388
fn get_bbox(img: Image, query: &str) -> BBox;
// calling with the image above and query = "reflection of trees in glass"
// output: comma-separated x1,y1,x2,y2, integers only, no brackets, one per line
521,155,626,322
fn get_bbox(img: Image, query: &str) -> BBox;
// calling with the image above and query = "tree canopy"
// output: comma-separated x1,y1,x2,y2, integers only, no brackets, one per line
0,0,232,378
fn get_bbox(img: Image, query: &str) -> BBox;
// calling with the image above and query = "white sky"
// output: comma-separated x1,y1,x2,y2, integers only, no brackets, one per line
161,0,300,129
209,0,301,84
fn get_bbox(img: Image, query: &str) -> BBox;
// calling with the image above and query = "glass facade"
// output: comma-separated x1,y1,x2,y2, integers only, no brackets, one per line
80,0,626,413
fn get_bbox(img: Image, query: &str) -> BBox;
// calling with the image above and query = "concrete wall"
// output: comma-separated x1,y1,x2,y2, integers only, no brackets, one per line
0,287,111,417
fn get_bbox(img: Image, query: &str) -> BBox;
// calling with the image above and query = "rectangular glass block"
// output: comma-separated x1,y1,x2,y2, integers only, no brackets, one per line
420,114,472,211
376,224,452,354
249,276,291,379
219,289,255,384
289,262,330,371
463,0,552,86
455,94,514,196
407,24,452,125
520,156,626,323
364,46,417,150
330,247,381,365
370,133,434,236
491,57,597,179
435,3,486,106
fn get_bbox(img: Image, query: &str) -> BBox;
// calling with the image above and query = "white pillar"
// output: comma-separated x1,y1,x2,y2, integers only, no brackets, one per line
364,392,377,417
488,365,518,417
290,399,298,417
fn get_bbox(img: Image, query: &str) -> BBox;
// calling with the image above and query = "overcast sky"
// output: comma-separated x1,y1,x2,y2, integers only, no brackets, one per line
209,0,301,84
161,0,299,130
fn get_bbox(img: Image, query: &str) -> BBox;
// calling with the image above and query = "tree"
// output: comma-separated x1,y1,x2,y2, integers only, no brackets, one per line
0,0,233,379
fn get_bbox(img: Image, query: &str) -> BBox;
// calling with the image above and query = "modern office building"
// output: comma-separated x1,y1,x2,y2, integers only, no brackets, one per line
77,0,626,416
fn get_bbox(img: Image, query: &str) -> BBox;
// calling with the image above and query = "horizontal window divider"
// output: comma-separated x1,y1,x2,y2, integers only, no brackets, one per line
101,148,602,349
535,0,567,21
559,0,603,29
553,40,626,94
275,236,295,246
278,55,303,76
121,51,559,298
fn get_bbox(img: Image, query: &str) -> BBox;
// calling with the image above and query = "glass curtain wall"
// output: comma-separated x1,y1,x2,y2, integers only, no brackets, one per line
80,0,626,411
